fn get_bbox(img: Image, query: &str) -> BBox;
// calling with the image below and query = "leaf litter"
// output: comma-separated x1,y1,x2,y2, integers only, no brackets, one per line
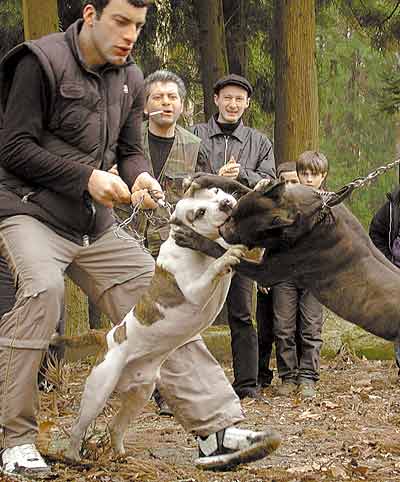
5,348,400,482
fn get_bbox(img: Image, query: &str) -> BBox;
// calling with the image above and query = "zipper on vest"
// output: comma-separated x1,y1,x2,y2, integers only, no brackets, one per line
82,234,90,247
98,79,108,170
224,136,229,164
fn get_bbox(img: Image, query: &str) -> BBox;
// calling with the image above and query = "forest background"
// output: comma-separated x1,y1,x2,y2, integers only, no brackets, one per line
1,0,400,228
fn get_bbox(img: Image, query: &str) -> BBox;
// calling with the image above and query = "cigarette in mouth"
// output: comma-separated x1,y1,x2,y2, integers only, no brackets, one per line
149,110,163,117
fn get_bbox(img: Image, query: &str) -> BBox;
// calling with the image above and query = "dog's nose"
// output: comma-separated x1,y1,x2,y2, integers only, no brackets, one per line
219,198,233,213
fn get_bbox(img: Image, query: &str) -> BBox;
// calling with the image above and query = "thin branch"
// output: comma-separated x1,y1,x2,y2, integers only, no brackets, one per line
380,0,400,25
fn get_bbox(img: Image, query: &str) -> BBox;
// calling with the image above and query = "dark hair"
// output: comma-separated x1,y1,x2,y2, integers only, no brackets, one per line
83,0,153,16
213,74,253,97
277,161,297,177
296,151,329,176
144,70,186,101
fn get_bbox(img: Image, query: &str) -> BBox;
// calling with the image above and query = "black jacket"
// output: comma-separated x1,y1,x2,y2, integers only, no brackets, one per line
191,115,276,187
369,185,400,261
0,20,149,244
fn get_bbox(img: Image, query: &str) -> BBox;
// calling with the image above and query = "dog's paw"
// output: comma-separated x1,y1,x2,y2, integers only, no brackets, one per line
64,443,82,463
226,244,247,260
253,178,271,192
213,245,246,276
110,430,126,456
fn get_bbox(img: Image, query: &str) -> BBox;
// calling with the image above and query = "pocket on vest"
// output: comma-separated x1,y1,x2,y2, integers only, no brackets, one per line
57,82,86,129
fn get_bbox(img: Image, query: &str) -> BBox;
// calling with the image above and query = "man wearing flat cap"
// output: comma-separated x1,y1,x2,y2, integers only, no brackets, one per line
191,74,276,399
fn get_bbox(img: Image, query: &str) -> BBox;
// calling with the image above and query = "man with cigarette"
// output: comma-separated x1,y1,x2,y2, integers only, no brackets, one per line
191,74,276,399
136,69,210,258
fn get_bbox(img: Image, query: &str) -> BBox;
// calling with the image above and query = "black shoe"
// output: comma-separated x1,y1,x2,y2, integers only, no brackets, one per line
234,386,262,400
158,400,173,416
258,372,273,387
196,426,280,471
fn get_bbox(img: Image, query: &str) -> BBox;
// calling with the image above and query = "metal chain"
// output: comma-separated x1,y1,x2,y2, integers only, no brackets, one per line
113,190,174,251
346,157,400,192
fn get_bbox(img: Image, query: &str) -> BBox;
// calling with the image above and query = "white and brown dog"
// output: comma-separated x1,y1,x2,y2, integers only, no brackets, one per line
66,187,245,462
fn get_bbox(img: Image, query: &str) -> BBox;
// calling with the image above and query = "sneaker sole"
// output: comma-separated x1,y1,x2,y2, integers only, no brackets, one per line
194,430,281,471
0,466,52,481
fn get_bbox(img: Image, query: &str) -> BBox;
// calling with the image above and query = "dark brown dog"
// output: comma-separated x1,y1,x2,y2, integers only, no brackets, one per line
176,175,400,342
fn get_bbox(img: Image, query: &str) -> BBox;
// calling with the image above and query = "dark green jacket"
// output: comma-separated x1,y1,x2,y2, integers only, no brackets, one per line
139,122,202,256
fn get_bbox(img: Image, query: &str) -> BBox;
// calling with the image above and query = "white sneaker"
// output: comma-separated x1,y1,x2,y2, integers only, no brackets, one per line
1,443,51,477
196,426,280,471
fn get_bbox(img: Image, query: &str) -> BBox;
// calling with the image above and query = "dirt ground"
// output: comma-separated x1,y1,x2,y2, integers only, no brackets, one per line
3,349,400,482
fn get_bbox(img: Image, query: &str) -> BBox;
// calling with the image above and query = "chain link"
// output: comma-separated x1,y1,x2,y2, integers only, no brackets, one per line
113,159,400,244
346,157,400,192
112,190,174,251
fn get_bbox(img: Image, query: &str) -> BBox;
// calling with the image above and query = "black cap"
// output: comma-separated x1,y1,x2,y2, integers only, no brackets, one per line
213,74,253,97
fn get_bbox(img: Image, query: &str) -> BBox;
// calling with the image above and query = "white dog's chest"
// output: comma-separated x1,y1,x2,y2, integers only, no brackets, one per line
133,249,231,328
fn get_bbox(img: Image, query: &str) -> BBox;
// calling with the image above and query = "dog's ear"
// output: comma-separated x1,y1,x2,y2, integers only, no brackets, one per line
256,181,285,198
266,213,296,230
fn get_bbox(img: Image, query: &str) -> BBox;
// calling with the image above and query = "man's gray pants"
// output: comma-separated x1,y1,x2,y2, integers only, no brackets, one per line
0,215,242,449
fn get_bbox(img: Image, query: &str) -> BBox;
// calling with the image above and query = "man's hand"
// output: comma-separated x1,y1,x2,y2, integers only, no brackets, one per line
88,169,131,208
218,156,240,179
131,172,165,209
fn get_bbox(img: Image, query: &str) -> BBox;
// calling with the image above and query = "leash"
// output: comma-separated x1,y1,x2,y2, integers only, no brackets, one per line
113,190,174,251
321,157,400,209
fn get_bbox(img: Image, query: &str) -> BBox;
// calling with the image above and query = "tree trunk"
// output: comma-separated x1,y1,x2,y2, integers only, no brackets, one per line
22,0,58,40
223,0,249,77
194,0,229,120
274,0,319,166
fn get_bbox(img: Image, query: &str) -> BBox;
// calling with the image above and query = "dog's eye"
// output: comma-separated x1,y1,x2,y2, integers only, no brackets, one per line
213,188,220,195
196,208,206,218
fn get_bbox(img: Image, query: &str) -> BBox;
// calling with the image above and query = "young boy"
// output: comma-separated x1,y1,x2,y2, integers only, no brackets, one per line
257,162,299,387
277,161,300,185
273,151,328,398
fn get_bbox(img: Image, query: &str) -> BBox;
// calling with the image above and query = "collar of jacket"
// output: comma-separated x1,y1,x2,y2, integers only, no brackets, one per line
65,19,134,74
207,113,246,143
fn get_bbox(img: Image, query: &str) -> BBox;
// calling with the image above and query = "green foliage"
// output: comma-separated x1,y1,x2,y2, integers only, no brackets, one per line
379,66,400,115
0,0,23,59
317,4,398,228
337,0,400,49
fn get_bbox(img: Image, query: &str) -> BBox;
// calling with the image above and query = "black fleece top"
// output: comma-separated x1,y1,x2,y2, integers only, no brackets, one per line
1,53,149,200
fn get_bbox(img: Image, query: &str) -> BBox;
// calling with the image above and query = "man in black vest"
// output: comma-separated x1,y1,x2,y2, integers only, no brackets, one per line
192,74,276,399
0,2,278,477
0,1,160,476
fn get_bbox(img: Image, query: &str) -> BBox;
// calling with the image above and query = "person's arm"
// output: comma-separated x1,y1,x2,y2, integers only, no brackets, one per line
115,70,162,209
240,135,276,187
0,53,93,200
116,70,150,187
369,202,392,259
